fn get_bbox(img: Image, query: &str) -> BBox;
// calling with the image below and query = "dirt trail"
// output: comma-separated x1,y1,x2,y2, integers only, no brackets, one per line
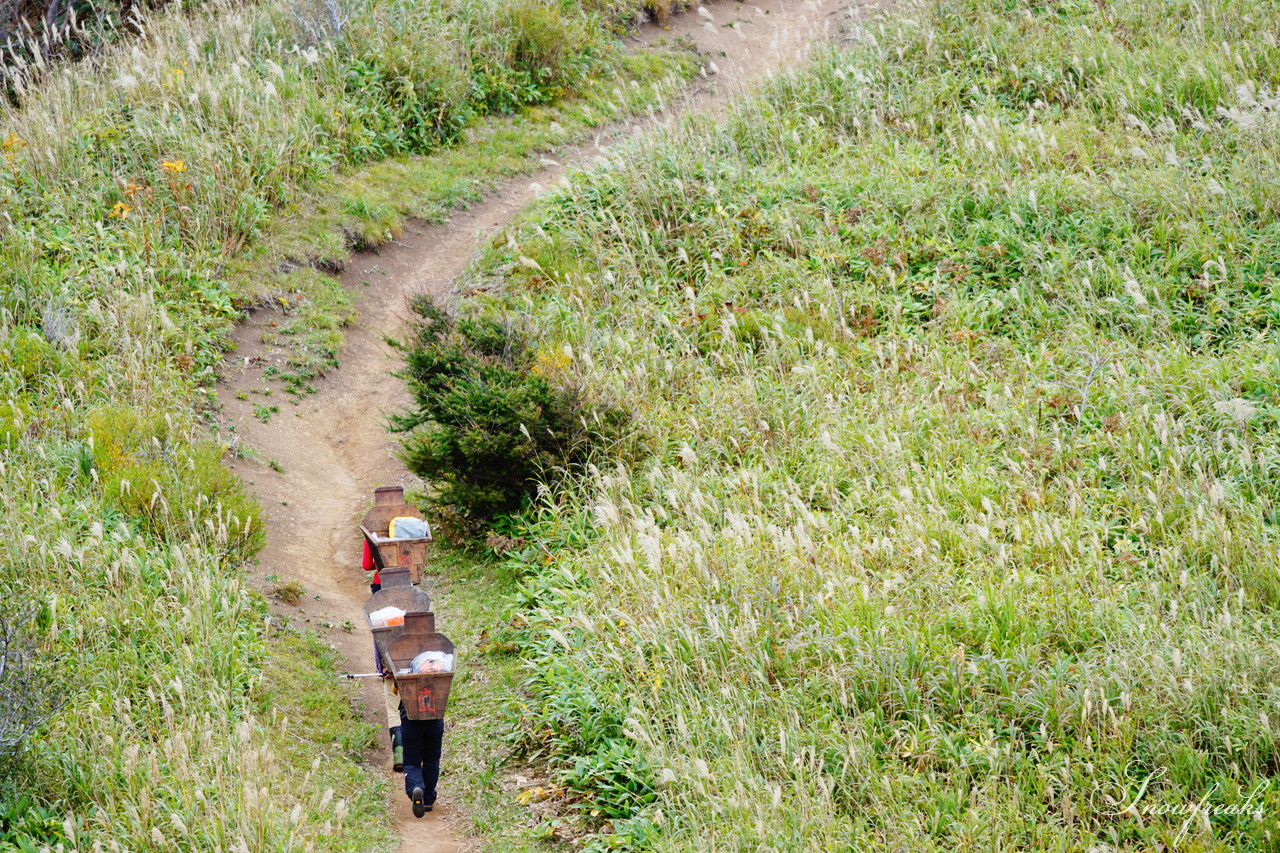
217,1,866,849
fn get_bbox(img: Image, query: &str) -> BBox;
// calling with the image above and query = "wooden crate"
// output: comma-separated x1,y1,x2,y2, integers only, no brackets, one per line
360,486,432,583
383,631,455,721
375,565,412,590
364,586,433,650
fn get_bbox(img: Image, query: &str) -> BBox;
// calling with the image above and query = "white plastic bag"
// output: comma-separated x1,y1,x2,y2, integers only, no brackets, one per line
369,606,406,628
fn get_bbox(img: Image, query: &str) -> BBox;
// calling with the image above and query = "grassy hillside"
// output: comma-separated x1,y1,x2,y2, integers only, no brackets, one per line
0,0,689,848
467,0,1280,848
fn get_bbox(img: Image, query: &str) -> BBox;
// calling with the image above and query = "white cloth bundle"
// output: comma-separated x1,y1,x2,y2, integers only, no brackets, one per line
408,650,454,673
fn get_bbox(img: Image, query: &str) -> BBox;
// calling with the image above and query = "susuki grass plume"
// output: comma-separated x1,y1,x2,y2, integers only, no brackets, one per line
471,0,1280,848
0,0,674,847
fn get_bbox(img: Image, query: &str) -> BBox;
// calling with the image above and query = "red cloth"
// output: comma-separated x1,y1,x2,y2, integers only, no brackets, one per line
363,540,380,585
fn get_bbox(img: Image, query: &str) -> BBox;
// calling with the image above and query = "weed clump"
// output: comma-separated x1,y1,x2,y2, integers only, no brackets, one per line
0,605,60,758
86,405,263,557
270,579,306,605
0,327,66,391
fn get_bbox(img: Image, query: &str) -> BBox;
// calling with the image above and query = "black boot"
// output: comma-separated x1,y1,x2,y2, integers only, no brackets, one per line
389,726,404,772
411,786,427,818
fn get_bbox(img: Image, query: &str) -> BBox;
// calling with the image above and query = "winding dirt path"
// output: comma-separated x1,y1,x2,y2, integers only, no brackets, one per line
217,1,866,849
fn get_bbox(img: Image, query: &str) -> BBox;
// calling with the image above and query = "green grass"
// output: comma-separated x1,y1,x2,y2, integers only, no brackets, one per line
230,46,699,396
0,471,388,850
437,0,1280,849
0,0,692,848
408,544,554,851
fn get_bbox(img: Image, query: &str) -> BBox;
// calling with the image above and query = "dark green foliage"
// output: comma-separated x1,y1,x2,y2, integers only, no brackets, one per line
390,296,625,522
0,793,66,851
336,8,474,162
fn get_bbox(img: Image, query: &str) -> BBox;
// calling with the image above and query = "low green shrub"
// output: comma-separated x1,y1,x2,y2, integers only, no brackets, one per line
390,296,628,525
339,9,474,161
472,0,599,113
496,507,661,841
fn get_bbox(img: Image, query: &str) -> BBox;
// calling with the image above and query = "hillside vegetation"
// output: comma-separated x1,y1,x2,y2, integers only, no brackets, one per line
0,0,683,847
467,0,1280,848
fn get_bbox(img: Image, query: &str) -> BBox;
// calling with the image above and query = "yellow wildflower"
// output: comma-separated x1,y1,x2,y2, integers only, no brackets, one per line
161,160,187,173
530,346,572,376
109,202,131,218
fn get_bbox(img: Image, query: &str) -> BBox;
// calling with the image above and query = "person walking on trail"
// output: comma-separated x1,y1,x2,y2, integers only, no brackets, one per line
400,704,445,817
360,517,446,815
366,539,410,771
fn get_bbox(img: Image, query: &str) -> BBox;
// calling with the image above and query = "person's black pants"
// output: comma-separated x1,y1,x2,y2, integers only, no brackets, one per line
399,704,444,803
